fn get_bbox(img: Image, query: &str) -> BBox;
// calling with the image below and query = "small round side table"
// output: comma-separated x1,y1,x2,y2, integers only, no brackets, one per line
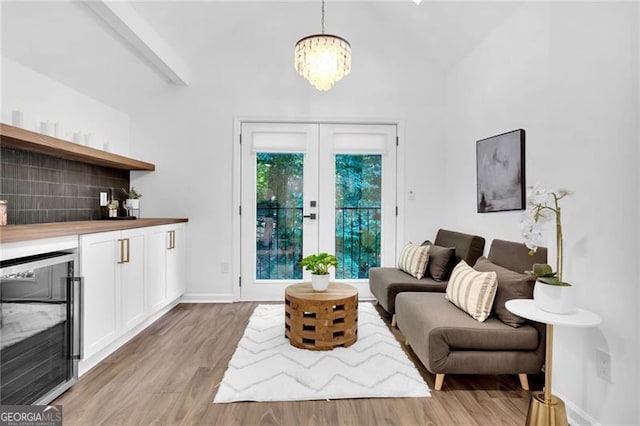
506,299,602,426
284,282,358,350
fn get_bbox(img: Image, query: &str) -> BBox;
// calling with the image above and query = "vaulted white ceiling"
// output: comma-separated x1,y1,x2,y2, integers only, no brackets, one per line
1,1,521,112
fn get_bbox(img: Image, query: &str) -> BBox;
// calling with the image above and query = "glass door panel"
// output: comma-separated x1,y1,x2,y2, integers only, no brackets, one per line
240,122,318,300
255,153,304,280
318,123,397,299
335,154,382,279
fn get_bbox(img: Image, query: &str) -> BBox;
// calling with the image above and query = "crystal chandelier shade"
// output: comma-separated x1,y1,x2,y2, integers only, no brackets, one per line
294,1,351,91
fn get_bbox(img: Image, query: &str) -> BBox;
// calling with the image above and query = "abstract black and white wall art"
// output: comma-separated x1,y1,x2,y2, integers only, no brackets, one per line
476,129,525,213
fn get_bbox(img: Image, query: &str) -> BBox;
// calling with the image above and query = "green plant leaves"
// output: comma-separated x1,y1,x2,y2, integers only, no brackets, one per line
122,187,142,199
298,253,338,275
527,263,572,286
532,263,555,277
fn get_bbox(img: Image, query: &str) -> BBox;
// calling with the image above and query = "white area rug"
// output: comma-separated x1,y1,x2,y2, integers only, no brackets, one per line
213,303,430,403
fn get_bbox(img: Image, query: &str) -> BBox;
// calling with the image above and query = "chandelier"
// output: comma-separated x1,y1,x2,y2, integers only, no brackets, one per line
294,0,351,91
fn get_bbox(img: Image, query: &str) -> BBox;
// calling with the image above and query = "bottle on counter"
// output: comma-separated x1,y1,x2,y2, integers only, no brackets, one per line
107,190,119,218
0,200,7,226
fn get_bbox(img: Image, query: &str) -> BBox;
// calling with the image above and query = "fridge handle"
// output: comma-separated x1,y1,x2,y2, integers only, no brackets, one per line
69,277,84,360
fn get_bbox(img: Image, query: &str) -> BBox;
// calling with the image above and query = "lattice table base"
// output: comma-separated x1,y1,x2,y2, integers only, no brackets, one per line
284,282,358,351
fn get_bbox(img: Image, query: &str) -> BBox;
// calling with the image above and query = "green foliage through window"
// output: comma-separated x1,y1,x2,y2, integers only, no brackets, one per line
255,153,303,280
254,153,382,281
335,155,382,279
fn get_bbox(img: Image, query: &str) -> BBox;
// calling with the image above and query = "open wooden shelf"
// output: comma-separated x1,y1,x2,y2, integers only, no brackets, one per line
0,123,155,171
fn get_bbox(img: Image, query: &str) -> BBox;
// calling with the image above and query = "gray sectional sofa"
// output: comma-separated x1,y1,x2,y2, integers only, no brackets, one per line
369,229,485,326
394,239,547,390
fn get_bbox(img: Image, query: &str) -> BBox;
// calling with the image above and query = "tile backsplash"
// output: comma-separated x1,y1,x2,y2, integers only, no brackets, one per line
0,147,130,224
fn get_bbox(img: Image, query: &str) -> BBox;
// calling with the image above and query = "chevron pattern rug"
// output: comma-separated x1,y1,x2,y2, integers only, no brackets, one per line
213,303,430,403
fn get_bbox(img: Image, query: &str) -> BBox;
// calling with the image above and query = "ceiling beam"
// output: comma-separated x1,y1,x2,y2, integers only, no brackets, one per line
83,1,190,86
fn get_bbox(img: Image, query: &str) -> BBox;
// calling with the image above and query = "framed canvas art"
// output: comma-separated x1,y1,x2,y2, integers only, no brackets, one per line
476,129,525,213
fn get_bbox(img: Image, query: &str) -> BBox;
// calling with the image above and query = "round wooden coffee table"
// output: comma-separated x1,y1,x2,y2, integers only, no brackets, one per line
285,282,358,350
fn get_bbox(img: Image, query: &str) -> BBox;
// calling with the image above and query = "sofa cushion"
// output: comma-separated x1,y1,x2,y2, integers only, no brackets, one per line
445,261,497,322
395,292,540,373
397,243,430,279
369,267,447,314
433,229,485,267
474,256,536,327
488,239,547,275
421,240,456,281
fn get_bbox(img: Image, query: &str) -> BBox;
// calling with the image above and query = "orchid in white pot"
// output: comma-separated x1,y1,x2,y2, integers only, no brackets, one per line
520,185,574,313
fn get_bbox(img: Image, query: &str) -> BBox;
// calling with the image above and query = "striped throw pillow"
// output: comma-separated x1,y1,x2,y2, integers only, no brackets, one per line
397,243,430,279
445,261,498,322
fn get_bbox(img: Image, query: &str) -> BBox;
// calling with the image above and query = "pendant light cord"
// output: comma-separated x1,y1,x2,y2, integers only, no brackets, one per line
321,0,325,34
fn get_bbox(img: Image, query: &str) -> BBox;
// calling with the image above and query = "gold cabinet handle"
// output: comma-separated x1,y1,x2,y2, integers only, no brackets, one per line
117,239,125,264
125,238,131,263
168,230,176,250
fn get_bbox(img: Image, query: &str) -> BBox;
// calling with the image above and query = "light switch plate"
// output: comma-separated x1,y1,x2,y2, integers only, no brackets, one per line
99,192,108,206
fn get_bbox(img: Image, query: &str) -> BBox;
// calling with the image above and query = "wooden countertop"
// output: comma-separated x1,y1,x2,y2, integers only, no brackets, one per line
0,218,188,243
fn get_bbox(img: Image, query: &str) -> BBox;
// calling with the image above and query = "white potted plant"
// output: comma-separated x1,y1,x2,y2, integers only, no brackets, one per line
298,253,338,292
521,185,573,313
121,187,142,211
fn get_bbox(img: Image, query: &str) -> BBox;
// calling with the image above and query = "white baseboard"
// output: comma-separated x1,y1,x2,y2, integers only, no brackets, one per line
556,391,601,426
79,299,180,377
180,293,234,303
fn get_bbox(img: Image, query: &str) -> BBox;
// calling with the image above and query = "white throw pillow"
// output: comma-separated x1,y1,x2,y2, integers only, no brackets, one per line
397,243,430,279
445,260,498,322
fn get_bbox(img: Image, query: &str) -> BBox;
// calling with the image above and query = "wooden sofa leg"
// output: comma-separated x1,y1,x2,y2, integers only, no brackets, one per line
518,373,529,391
391,314,397,327
435,374,445,391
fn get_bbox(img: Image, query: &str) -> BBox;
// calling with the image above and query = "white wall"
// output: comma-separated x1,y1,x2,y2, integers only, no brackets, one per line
444,3,638,424
637,2,640,421
1,57,130,155
128,20,446,300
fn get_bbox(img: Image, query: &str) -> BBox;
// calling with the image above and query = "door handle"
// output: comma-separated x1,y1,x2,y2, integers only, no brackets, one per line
303,213,317,220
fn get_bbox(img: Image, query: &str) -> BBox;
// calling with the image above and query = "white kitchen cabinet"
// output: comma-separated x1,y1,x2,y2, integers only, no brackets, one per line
120,228,146,331
145,226,168,313
166,223,186,301
80,223,186,366
79,231,121,360
145,223,186,313
80,227,146,360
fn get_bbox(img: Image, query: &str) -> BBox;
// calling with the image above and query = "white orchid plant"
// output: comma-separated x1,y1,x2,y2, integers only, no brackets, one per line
520,185,572,286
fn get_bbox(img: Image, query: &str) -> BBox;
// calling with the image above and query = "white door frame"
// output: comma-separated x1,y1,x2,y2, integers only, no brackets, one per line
231,116,406,302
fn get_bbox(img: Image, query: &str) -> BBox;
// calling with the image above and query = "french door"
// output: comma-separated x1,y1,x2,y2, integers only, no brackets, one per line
240,122,397,300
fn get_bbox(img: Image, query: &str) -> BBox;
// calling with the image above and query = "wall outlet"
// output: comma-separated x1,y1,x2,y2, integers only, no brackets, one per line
99,192,108,206
408,189,415,200
595,348,612,382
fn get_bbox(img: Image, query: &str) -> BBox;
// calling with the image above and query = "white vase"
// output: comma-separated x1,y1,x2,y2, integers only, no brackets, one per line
125,199,140,210
311,274,330,292
533,280,575,314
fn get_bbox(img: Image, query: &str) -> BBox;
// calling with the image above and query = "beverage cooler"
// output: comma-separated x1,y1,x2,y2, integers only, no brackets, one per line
0,251,83,404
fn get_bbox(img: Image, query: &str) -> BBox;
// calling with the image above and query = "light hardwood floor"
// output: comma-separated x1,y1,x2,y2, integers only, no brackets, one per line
54,303,541,425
